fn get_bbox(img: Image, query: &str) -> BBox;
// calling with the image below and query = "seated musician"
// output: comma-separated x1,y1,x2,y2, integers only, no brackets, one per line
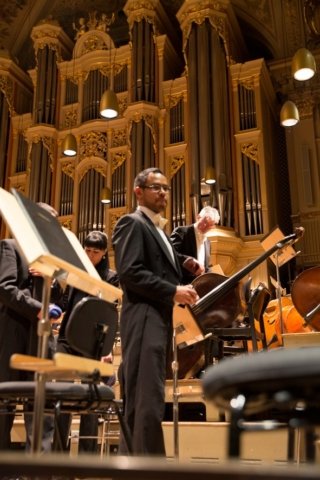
170,206,220,284
54,230,119,454
0,203,62,453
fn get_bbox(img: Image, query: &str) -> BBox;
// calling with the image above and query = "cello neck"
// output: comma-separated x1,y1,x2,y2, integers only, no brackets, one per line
192,229,303,317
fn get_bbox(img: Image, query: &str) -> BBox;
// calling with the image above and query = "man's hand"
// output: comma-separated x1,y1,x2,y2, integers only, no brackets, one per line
174,285,199,305
183,257,204,276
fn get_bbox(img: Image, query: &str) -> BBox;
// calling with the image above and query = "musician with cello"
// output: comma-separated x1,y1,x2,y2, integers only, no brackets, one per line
170,206,220,284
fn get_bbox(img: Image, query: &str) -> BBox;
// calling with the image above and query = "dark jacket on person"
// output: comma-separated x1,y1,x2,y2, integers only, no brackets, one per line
170,224,211,284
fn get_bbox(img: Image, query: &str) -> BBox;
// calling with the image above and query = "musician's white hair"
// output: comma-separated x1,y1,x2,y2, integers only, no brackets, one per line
198,206,220,224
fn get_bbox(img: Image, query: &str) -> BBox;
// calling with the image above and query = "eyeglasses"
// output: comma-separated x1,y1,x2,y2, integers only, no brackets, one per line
142,184,171,193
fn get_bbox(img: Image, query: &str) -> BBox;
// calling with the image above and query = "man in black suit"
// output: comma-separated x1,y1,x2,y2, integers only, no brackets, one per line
112,167,198,456
170,206,220,284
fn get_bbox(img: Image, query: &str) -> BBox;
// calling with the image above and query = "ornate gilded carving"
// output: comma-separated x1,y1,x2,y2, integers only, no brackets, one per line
127,110,158,153
164,93,184,109
112,129,127,147
79,131,108,160
239,78,255,91
118,95,128,117
73,12,115,40
124,0,158,30
64,109,78,128
109,208,127,232
77,160,107,183
241,142,258,162
61,160,75,178
42,136,55,169
28,134,55,168
178,1,229,54
0,75,14,114
169,154,185,178
60,216,73,230
31,24,62,60
111,151,127,173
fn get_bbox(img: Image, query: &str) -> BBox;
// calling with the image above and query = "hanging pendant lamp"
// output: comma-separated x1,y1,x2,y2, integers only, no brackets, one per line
292,48,316,81
62,133,77,156
204,166,216,185
100,89,119,119
280,100,300,127
100,187,112,204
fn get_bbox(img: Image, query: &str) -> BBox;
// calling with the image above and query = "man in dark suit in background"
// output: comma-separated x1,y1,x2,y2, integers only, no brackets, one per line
112,167,198,456
170,206,220,285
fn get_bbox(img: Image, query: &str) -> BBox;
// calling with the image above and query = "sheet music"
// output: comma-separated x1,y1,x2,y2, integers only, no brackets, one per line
0,188,122,303
260,227,297,267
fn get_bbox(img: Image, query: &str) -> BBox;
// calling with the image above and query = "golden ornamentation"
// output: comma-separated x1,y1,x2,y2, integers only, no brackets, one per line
29,135,55,168
64,109,78,128
118,95,128,116
73,12,115,39
112,129,127,147
178,1,229,54
79,131,108,159
169,155,185,178
164,93,184,109
111,151,127,173
124,0,157,30
31,24,62,60
61,217,73,230
239,78,255,90
82,35,107,53
128,111,158,153
77,160,107,182
109,208,127,232
241,142,258,162
42,136,55,169
61,161,75,178
0,75,14,114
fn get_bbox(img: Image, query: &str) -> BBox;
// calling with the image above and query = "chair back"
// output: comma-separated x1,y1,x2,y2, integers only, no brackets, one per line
66,297,118,359
250,282,271,321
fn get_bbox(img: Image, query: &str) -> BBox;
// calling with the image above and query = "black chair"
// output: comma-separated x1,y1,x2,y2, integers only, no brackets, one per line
202,346,320,462
205,283,271,362
0,297,132,454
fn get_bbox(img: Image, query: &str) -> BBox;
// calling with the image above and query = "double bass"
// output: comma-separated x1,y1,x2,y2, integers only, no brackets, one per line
169,227,304,379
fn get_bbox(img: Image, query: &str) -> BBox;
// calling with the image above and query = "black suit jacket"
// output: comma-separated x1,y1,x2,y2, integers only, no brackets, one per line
112,209,182,454
170,224,211,284
0,239,42,381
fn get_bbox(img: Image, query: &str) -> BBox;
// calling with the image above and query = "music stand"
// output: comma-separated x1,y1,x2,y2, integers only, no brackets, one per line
0,188,122,453
261,227,298,335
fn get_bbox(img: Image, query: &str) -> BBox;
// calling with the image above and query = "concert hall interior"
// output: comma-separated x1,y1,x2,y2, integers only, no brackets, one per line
1,0,320,478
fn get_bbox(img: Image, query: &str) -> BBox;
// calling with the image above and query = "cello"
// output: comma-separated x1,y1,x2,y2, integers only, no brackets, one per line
291,266,320,331
169,227,304,379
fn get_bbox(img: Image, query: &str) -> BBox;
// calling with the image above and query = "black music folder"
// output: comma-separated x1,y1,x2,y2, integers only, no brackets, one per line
0,188,122,303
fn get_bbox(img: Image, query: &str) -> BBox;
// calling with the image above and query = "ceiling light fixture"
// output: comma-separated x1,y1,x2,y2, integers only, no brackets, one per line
280,100,300,127
292,47,316,81
100,186,112,204
100,89,119,119
100,20,119,119
62,132,77,156
204,166,216,185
